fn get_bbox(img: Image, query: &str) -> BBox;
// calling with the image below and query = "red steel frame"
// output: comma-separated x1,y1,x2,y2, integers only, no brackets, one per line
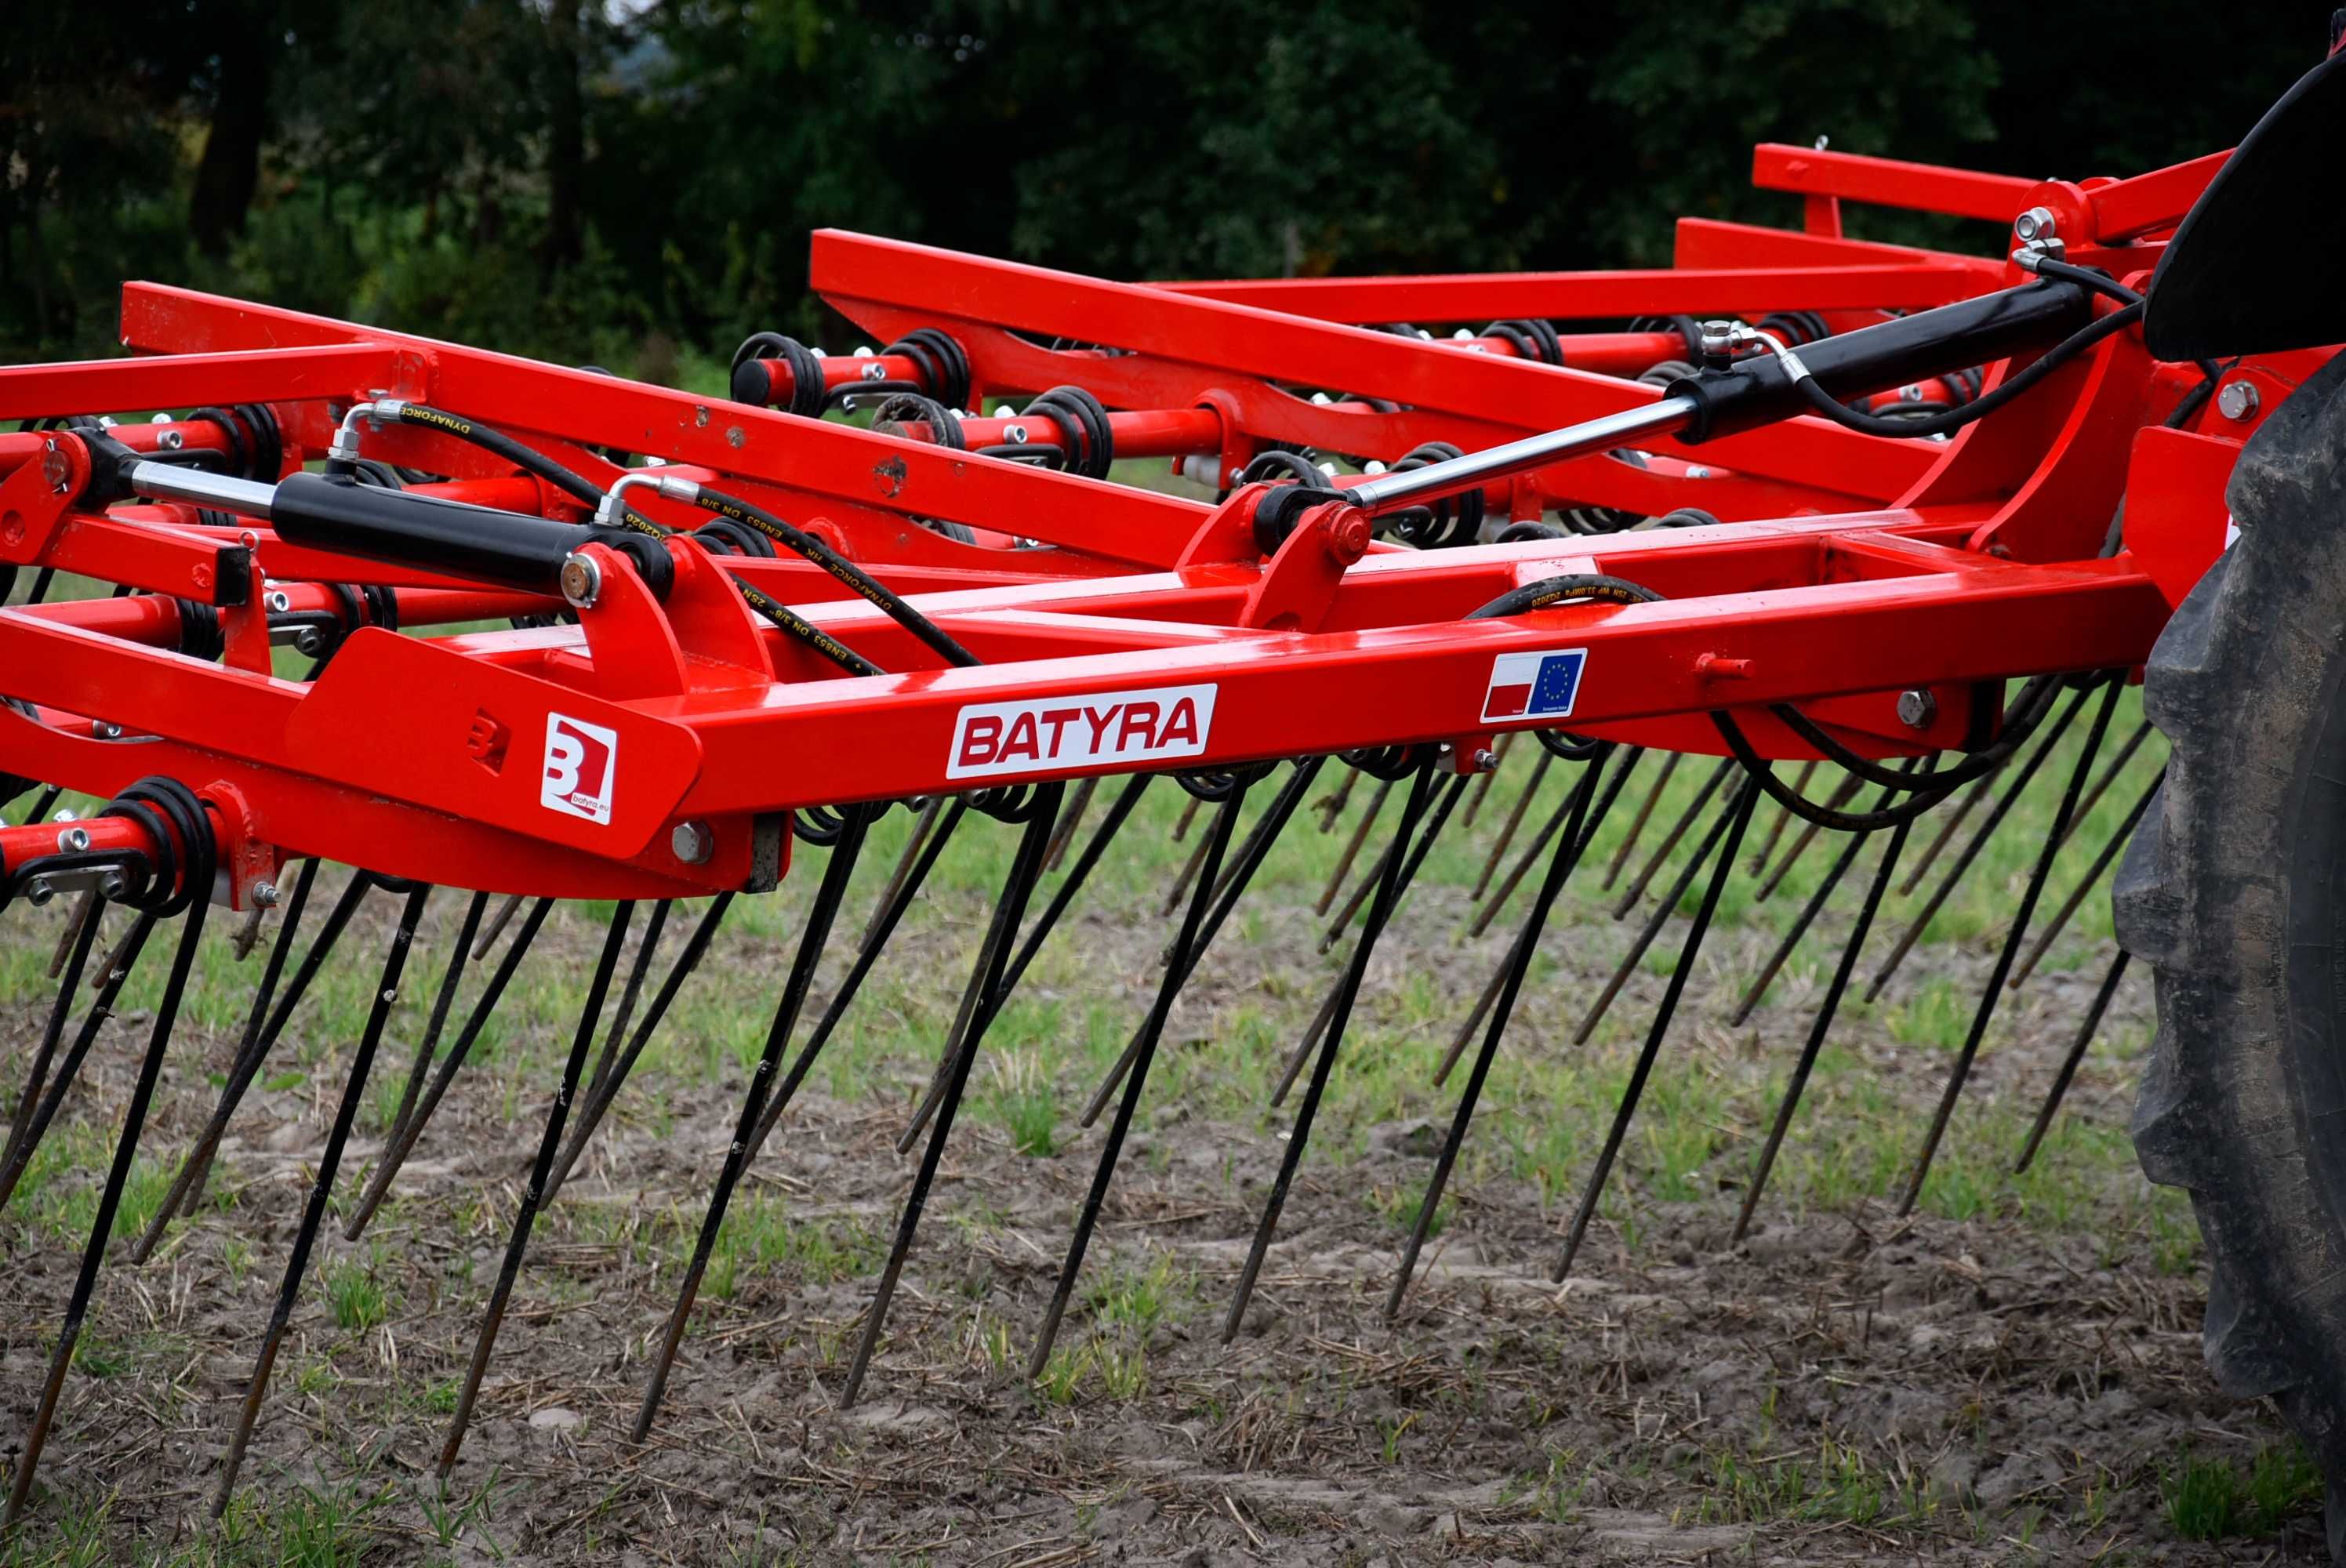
0,141,2285,907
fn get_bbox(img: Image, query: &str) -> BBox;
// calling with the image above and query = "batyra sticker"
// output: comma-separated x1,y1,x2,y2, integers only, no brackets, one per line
541,713,619,825
947,684,1217,780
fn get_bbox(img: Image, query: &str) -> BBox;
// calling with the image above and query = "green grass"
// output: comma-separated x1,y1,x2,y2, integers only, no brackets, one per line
2163,1443,2323,1540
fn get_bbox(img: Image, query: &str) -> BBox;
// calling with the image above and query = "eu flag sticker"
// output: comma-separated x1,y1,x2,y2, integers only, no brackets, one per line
1482,648,1587,723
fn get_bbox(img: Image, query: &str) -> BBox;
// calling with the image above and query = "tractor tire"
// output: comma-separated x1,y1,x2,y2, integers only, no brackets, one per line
2118,347,2346,1561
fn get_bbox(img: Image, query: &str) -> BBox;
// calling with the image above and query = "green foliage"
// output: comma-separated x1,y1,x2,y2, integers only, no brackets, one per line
0,2,2318,365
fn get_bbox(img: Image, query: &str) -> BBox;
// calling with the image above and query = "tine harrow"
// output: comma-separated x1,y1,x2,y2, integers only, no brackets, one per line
0,107,2303,1533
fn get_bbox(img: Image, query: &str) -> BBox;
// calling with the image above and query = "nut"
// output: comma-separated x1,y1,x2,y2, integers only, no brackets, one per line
57,826,90,854
2217,381,2261,422
2013,206,2057,243
1896,688,1939,731
559,552,602,609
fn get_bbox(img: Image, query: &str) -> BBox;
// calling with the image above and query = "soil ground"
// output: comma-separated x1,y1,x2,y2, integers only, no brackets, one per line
0,702,2325,1565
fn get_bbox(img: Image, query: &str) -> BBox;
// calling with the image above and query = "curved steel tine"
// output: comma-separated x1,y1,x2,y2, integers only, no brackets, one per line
1044,776,1099,873
379,887,489,1157
1866,681,2097,1003
1030,782,1250,1375
1469,747,1551,905
1745,760,1815,875
1602,751,1681,891
1753,771,1864,901
0,913,160,1217
1731,788,1919,1243
1898,673,2125,1215
1612,757,1734,920
1228,764,1437,1340
5,894,205,1527
841,787,1063,1407
2013,948,2131,1174
634,812,871,1441
212,882,431,1510
2007,770,2163,993
1461,731,1514,828
437,902,633,1478
1472,746,1643,939
3,893,107,1178
1573,776,1750,1048
1320,771,1470,955
1316,776,1391,916
1555,776,1760,1283
863,797,945,948
341,898,557,1240
1393,748,1611,1316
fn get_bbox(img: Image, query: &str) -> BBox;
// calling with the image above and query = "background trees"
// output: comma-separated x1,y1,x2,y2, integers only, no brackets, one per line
0,1,2319,366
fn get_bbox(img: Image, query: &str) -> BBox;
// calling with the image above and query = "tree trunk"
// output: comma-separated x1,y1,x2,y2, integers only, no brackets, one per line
541,0,585,278
189,5,276,260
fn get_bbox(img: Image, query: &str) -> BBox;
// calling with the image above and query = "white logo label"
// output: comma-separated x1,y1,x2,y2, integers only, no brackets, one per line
946,683,1217,780
541,713,619,825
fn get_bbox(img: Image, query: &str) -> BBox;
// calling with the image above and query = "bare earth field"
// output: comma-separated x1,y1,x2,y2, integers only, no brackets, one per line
0,703,2325,1565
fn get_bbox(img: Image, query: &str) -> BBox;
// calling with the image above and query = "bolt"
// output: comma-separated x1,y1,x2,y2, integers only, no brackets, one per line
559,552,602,609
861,361,886,381
2217,381,2261,422
251,880,279,909
1004,423,1029,445
295,630,323,657
25,876,55,907
1897,688,1939,731
98,871,127,900
267,590,292,613
671,820,714,865
158,428,185,451
57,826,89,854
2014,206,2057,243
42,445,70,494
92,720,122,739
1473,748,1499,772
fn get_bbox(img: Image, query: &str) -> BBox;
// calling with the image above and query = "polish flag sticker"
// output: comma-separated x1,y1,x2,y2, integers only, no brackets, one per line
1481,649,1587,724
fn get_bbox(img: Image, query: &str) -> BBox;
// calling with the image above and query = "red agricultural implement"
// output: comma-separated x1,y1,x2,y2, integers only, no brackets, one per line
6,27,2346,1554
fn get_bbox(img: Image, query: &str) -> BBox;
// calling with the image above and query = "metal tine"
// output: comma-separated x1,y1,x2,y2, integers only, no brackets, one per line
89,913,147,995
1470,747,1646,940
841,786,1064,1407
378,889,490,1156
1316,775,1392,916
1896,768,1999,898
2013,948,2131,1174
1745,760,1816,875
3,891,206,1528
1753,771,1865,901
1226,764,1439,1341
1160,813,1219,916
1865,681,2097,1004
1000,774,1152,1000
1612,757,1735,920
633,810,873,1442
899,768,1165,1156
1078,759,1326,1129
1313,759,1360,832
1602,750,1681,891
1469,747,1552,903
1730,786,1919,1244
48,890,97,980
1729,760,1924,1026
1043,776,1098,873
864,797,945,948
898,843,1042,1153
133,858,336,1257
1436,752,1629,1089
1555,775,1760,1283
1572,775,1751,1048
582,898,674,1112
1897,671,2126,1216
1031,780,1251,1376
0,913,159,1216
2051,719,2153,855
436,902,633,1479
1393,748,1611,1316
1320,771,1472,956
1461,731,1514,828
769,800,969,1116
1274,770,1473,1104
537,893,736,1207
2006,769,2164,993
340,898,557,1240
212,881,431,1511
3,893,107,1178
473,892,525,960
1171,793,1201,844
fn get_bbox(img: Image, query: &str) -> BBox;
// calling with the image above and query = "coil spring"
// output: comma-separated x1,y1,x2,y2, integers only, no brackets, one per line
732,332,830,417
1385,441,1484,547
1483,318,1565,365
1022,386,1115,481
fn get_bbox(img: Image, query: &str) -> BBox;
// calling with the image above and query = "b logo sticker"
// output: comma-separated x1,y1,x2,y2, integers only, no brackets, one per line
541,713,619,825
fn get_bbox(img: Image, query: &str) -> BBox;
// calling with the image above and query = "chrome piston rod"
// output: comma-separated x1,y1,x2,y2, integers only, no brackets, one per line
1342,396,1698,517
